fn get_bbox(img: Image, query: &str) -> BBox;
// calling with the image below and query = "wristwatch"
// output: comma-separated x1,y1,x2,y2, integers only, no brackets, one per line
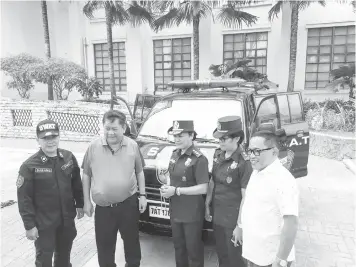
139,193,147,197
276,257,288,267
176,187,181,196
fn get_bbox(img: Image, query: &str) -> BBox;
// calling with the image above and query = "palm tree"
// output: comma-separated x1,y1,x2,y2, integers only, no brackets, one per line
153,1,258,80
268,0,326,92
326,63,355,101
41,0,54,100
83,1,154,109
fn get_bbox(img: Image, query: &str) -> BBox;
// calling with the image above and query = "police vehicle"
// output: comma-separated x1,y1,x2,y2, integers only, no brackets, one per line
129,79,310,234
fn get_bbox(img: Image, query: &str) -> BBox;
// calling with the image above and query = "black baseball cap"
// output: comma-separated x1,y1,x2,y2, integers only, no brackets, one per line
36,119,60,139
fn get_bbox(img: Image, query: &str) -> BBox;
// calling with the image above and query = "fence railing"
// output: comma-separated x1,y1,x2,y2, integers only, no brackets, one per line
11,109,33,127
47,111,101,135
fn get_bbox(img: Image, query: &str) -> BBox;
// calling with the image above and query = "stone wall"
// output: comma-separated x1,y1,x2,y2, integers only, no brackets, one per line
0,99,354,160
0,99,133,142
309,131,356,161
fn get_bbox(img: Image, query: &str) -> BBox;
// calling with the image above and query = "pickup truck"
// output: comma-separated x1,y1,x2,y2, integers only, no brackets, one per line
127,79,310,235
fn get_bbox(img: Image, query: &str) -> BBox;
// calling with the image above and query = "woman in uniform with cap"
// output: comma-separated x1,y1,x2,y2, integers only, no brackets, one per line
205,116,253,267
160,120,210,267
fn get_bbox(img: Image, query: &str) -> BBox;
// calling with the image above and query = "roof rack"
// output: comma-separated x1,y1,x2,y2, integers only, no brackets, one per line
168,79,257,94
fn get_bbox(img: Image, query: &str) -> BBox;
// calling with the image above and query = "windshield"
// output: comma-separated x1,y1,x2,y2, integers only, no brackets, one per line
138,98,244,142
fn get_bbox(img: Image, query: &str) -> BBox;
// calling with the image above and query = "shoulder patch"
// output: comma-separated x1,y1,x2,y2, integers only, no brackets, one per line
61,160,73,170
192,149,202,157
16,175,24,188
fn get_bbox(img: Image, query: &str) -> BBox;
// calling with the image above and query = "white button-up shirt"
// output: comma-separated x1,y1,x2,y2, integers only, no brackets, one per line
241,159,299,265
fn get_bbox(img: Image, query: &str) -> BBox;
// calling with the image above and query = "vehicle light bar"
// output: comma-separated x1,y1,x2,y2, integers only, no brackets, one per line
168,78,246,89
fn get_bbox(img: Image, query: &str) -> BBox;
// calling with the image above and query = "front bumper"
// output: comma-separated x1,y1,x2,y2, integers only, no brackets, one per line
139,199,213,235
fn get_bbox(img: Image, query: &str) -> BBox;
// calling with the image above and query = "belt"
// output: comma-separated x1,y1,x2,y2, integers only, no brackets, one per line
99,194,137,208
108,203,120,208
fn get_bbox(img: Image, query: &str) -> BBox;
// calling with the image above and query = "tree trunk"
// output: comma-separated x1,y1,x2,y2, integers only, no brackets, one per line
193,16,199,80
287,5,298,92
105,4,116,110
41,0,54,100
349,78,355,101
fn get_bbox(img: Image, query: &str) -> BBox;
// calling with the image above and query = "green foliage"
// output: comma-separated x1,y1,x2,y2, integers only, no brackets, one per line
304,99,355,132
1,53,103,101
152,1,258,32
33,58,87,100
268,0,326,21
75,77,103,100
83,1,155,27
209,59,279,91
0,53,43,99
326,63,355,100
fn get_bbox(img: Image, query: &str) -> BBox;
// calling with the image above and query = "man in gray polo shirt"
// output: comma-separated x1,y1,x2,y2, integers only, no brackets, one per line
82,110,147,267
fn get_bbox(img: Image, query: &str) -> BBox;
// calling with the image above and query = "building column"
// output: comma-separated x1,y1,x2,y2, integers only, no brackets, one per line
125,25,144,103
199,16,213,79
274,3,292,92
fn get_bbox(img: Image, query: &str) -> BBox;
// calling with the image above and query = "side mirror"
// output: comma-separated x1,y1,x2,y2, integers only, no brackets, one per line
275,128,286,137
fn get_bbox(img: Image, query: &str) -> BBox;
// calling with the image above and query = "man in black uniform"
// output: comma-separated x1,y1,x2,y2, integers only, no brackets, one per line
17,119,84,267
160,120,209,267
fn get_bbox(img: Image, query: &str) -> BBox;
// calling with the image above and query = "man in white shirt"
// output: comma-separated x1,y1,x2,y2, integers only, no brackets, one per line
241,129,299,267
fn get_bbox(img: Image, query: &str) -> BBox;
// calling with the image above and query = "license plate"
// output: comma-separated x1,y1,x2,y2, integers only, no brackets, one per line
149,205,170,219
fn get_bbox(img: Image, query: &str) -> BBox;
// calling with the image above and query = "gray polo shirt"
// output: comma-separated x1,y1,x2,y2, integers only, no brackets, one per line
81,136,143,206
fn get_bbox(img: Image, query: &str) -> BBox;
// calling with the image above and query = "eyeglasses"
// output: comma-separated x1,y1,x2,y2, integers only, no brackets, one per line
246,147,274,156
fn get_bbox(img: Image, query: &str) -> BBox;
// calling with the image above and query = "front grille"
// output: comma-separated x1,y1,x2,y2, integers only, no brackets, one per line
146,184,161,201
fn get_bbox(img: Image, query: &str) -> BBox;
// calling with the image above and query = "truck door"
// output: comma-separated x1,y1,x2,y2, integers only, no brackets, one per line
252,93,309,178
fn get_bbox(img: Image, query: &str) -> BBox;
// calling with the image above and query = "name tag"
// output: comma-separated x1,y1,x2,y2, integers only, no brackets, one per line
61,160,73,170
35,168,52,173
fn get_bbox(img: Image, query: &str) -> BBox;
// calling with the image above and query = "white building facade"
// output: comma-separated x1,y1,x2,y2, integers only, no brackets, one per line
1,1,355,102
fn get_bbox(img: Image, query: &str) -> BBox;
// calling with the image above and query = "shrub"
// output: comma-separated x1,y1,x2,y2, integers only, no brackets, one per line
33,58,87,100
0,53,43,98
304,99,355,132
75,77,103,100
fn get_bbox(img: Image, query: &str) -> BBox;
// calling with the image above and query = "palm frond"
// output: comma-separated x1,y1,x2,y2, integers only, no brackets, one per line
239,0,265,6
217,3,258,28
268,0,283,21
296,1,311,10
137,0,159,13
192,1,213,19
153,8,180,32
317,1,327,7
206,0,223,9
330,63,355,79
153,0,177,13
127,1,155,27
83,0,104,19
111,1,130,25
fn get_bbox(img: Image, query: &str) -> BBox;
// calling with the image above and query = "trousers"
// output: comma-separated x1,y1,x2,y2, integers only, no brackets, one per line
34,222,77,267
171,219,204,267
213,224,245,267
95,194,141,267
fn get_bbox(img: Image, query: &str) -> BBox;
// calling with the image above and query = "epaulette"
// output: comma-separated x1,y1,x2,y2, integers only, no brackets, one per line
192,148,202,157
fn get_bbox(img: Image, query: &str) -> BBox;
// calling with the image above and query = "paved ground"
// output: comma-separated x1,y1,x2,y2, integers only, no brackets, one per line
0,137,355,267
